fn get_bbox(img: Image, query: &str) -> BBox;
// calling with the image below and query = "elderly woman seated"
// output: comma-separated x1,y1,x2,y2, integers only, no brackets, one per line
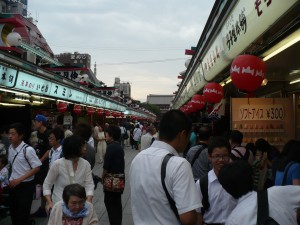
48,183,99,225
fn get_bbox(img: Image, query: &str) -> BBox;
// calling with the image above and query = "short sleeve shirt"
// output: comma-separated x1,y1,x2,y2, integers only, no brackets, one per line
275,162,300,185
8,141,42,182
195,170,237,223
130,140,202,225
226,186,300,225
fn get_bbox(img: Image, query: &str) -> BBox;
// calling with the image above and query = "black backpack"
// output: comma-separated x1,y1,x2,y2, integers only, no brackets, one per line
231,147,250,161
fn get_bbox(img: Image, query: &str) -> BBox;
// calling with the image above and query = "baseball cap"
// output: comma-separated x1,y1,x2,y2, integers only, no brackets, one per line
35,114,47,123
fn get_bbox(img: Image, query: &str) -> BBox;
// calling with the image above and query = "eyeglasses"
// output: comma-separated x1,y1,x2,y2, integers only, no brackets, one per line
211,155,230,161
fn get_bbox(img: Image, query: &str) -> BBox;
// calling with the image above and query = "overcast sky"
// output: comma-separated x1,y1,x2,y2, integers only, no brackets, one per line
28,0,214,102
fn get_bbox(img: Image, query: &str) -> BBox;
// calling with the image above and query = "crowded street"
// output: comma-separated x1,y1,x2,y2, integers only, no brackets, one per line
1,145,138,225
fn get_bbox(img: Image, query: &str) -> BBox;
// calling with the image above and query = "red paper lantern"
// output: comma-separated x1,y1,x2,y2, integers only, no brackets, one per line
112,112,118,118
203,83,224,103
230,54,266,92
97,109,104,116
87,107,95,115
105,111,111,116
191,94,206,110
73,105,82,114
57,102,68,113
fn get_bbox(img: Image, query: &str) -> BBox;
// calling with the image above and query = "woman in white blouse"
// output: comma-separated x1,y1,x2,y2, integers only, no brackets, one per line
43,135,94,213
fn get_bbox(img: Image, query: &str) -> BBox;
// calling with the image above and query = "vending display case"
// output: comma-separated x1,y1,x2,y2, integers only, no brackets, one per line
231,98,294,150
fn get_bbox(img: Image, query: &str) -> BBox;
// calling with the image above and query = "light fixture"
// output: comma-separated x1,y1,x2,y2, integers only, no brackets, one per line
220,82,225,87
0,88,29,96
289,78,300,84
0,103,26,106
32,100,44,104
32,95,56,101
262,29,300,61
226,78,232,84
261,78,268,86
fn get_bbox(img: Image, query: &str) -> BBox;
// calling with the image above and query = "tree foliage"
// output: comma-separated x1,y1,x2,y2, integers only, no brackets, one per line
141,102,161,116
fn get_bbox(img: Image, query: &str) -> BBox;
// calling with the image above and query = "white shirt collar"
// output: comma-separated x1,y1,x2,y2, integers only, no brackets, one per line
151,140,179,156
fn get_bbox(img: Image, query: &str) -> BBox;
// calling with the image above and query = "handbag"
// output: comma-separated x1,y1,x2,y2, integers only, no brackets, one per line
123,132,129,140
103,173,125,192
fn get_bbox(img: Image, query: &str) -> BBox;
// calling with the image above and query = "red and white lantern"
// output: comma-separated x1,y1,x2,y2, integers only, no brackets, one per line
73,105,82,114
230,54,266,92
57,102,68,113
87,107,95,115
97,109,104,116
191,94,206,110
203,83,224,103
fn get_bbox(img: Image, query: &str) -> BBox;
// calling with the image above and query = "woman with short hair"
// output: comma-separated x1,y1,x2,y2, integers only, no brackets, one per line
43,135,94,213
48,183,99,225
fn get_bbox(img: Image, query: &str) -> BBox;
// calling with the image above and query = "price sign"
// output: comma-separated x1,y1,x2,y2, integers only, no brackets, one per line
239,105,284,120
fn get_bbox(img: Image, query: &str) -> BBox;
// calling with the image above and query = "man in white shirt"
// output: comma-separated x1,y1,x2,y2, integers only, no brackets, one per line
8,123,42,225
130,110,202,225
195,136,237,225
140,126,156,150
48,127,64,168
219,161,300,225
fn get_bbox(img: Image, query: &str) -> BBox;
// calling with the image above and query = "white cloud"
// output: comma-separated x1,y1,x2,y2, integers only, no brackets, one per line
29,0,214,101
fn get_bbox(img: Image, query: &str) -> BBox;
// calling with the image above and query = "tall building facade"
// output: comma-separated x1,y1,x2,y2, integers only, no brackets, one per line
114,77,131,98
55,52,91,68
1,0,28,16
147,94,174,115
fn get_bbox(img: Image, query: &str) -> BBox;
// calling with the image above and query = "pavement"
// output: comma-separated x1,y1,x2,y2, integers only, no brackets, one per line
0,145,138,225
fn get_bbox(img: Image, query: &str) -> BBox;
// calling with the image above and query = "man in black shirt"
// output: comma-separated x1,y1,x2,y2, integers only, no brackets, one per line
102,125,125,225
31,114,50,217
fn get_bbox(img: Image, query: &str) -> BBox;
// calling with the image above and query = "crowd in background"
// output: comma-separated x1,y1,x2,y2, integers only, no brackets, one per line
1,110,300,225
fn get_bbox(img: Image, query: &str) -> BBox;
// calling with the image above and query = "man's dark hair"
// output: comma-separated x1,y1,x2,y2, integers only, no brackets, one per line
229,130,243,144
106,125,121,141
63,135,85,159
63,183,86,204
207,136,231,155
73,123,92,141
9,123,25,136
49,127,64,142
158,110,192,141
218,161,253,199
198,126,212,141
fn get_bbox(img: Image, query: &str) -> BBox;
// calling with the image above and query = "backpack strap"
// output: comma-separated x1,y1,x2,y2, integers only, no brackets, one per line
200,174,209,214
22,144,32,169
231,147,244,159
282,162,295,186
257,189,269,225
161,153,181,224
190,144,207,166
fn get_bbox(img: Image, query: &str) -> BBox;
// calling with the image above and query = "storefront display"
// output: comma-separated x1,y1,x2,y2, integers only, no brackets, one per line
231,98,294,149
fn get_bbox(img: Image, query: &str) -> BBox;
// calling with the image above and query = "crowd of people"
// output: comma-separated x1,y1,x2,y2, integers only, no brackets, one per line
0,114,135,225
1,109,300,225
130,110,300,225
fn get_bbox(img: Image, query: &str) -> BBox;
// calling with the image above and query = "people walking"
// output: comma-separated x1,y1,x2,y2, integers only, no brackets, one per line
8,123,42,225
102,125,125,225
130,110,202,225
